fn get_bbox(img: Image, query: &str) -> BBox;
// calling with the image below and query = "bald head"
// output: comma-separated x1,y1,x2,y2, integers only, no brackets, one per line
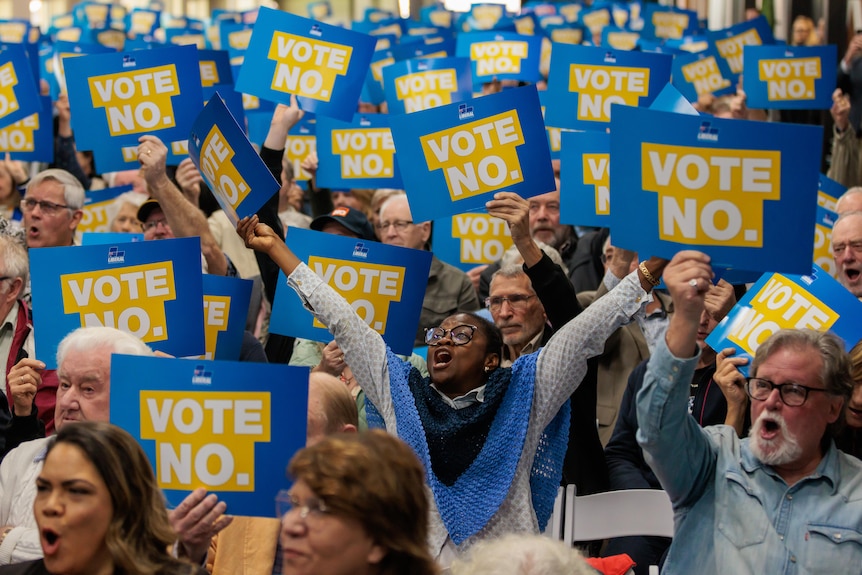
306,372,359,445
837,188,862,215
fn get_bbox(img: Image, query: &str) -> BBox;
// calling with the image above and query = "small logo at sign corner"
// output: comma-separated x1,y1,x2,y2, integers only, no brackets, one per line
122,54,136,68
696,121,719,142
359,117,371,127
603,51,617,64
801,267,818,286
352,242,369,258
458,103,474,120
107,246,125,264
192,365,213,384
309,24,323,37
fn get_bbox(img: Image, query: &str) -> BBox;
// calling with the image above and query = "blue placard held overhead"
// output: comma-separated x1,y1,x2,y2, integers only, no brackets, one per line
707,15,774,78
671,46,735,103
609,106,822,275
0,43,41,130
382,57,472,115
188,94,280,225
198,49,234,87
389,85,554,222
110,354,309,517
743,44,837,110
432,213,513,272
200,274,252,361
315,113,402,189
455,31,542,89
79,184,135,234
235,7,376,121
64,44,204,172
270,227,432,356
29,237,206,369
641,4,698,40
544,44,672,131
0,95,52,162
559,130,610,228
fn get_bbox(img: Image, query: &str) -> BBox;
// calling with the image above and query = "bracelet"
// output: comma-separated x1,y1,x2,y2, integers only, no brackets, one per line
638,261,661,287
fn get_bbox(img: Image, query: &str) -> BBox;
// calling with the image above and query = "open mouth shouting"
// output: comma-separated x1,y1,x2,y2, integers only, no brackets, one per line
432,348,453,370
41,527,61,556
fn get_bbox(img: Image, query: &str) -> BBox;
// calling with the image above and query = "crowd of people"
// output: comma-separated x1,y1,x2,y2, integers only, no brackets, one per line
0,3,860,575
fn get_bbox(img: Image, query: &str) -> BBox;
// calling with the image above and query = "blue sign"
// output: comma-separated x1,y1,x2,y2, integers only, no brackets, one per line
383,57,472,115
0,95,52,162
539,90,568,161
65,45,204,172
270,227,432,356
672,46,735,102
110,354,308,517
51,40,116,98
391,37,456,61
188,94,280,225
79,184,135,234
707,15,774,78
29,237,206,368
609,106,822,274
705,266,862,376
235,7,376,121
601,27,641,50
456,32,541,89
560,130,610,228
362,48,394,105
0,43,41,130
201,274,252,361
641,4,698,40
82,232,144,245
197,49,233,87
432,213,513,272
544,44,672,130
743,44,837,110
316,113,402,189
818,173,845,209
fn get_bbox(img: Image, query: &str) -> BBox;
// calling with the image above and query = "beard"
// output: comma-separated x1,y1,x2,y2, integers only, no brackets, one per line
748,410,803,467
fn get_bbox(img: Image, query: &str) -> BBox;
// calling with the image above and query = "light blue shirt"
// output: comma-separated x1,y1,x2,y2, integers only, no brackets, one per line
636,339,862,575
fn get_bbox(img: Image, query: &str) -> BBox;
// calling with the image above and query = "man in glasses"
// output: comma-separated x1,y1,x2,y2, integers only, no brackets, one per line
636,250,859,575
21,169,84,249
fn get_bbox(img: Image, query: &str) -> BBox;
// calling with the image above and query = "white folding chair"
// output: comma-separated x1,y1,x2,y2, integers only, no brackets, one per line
542,485,566,539
562,485,675,543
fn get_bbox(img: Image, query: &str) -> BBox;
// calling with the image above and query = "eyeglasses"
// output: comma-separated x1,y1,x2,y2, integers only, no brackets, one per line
745,377,831,407
832,240,862,255
375,220,413,232
20,198,73,215
425,324,478,346
275,490,330,525
485,294,536,312
143,218,169,232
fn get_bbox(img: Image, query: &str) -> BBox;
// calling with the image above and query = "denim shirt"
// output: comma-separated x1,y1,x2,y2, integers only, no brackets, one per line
636,340,862,575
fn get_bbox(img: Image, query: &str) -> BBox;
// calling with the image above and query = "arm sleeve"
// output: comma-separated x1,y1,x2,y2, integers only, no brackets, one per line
256,146,288,306
53,135,92,189
524,251,582,330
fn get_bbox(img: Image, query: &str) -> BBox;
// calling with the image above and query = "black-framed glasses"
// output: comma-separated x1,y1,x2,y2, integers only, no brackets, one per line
20,198,73,215
275,490,331,525
485,294,536,312
425,324,478,346
745,377,831,407
375,220,413,232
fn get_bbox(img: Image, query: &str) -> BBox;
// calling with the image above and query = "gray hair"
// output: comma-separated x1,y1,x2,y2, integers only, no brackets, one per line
0,235,28,288
105,191,148,227
450,533,595,575
751,329,853,436
57,327,153,373
836,187,862,213
833,210,862,229
27,169,85,210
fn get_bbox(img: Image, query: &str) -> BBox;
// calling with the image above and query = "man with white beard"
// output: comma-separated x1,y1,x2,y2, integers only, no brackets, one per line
636,250,862,575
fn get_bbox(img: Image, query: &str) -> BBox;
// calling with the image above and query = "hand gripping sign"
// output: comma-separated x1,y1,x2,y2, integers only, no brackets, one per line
609,106,822,275
270,228,432,356
705,266,862,377
0,43,41,131
671,46,735,103
382,57,473,115
199,274,253,361
559,130,610,228
743,44,837,110
455,31,542,90
315,113,402,189
0,95,52,162
432,213,514,272
390,85,554,222
235,7,376,121
29,237,205,369
544,44,672,131
64,44,204,172
189,94,280,225
707,15,774,79
110,355,309,517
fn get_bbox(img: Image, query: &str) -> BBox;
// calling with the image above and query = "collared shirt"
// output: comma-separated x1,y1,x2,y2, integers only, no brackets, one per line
604,270,668,354
430,383,485,409
636,339,862,575
0,302,19,391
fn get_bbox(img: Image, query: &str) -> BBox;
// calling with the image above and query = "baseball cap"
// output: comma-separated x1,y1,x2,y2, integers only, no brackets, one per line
137,198,161,223
310,207,376,241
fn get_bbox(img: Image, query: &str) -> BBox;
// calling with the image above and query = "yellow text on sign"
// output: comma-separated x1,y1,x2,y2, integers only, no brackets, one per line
470,41,528,77
284,134,317,181
652,12,689,39
641,143,780,246
78,200,114,234
268,32,352,102
715,29,762,75
727,275,838,353
395,69,457,113
420,110,525,201
813,215,836,277
582,10,609,33
569,65,650,122
681,57,731,96
199,61,220,87
61,262,176,342
332,128,395,179
0,62,20,120
88,65,180,136
200,125,251,209
583,153,610,215
141,391,271,491
309,257,404,333
0,112,37,153
203,295,231,360
452,213,513,264
758,57,820,102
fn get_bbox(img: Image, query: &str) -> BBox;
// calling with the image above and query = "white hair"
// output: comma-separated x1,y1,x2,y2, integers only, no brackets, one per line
450,533,595,575
27,169,85,210
105,191,148,227
56,327,153,372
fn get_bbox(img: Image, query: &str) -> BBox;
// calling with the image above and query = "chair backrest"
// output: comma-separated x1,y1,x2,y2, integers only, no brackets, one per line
563,486,675,543
542,485,566,539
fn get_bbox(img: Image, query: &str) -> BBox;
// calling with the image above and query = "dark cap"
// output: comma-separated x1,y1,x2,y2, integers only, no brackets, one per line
310,207,376,241
137,198,161,223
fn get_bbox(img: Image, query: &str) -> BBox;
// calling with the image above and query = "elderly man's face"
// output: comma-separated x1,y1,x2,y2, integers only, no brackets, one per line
378,197,428,251
54,346,112,431
23,180,81,248
528,190,568,250
488,274,546,351
831,214,862,297
143,207,174,241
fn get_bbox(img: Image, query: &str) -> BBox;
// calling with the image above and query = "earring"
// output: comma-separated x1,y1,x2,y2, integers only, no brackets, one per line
484,366,492,373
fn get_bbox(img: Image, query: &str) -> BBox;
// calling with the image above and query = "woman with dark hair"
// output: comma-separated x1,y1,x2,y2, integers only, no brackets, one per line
836,340,862,458
281,430,437,575
0,421,206,575
239,215,662,564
